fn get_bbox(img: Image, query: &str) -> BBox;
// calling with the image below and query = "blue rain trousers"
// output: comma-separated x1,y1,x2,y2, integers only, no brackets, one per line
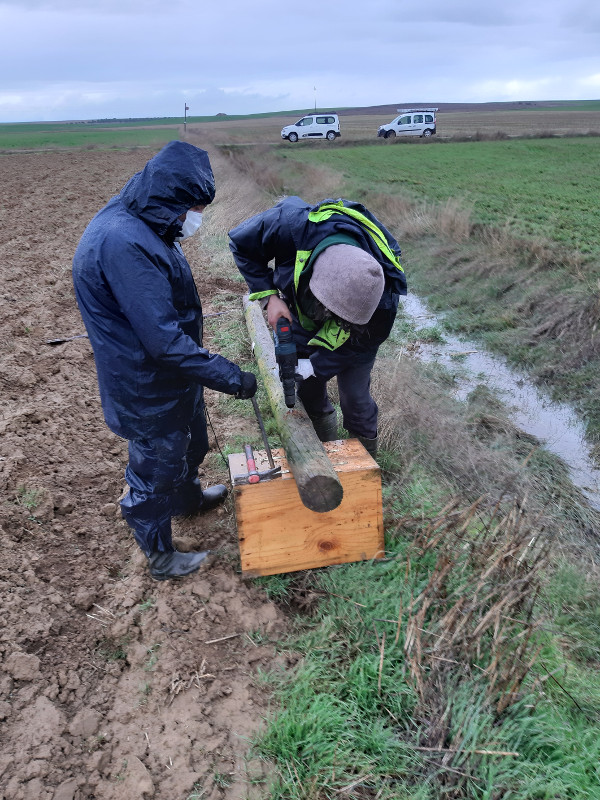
120,408,209,556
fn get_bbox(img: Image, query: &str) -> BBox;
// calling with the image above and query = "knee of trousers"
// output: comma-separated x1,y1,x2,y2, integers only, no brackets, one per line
341,399,378,440
121,491,172,525
126,431,191,496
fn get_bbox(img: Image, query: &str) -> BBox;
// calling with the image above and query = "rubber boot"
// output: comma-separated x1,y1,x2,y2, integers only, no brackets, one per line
200,483,228,510
308,410,338,442
148,549,210,581
174,480,228,517
349,432,378,458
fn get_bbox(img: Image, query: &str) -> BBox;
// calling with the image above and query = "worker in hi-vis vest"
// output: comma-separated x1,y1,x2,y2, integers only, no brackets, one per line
229,196,407,456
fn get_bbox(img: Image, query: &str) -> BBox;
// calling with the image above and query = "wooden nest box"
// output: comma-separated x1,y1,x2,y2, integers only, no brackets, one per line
228,439,384,576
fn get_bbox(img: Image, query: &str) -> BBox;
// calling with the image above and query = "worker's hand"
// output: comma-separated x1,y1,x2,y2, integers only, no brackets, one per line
235,371,258,400
266,295,292,329
295,359,315,381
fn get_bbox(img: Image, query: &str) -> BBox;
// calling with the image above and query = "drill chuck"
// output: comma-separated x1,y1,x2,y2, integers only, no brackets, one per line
274,317,297,408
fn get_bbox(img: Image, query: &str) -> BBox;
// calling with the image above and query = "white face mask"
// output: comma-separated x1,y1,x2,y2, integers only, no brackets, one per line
178,209,203,240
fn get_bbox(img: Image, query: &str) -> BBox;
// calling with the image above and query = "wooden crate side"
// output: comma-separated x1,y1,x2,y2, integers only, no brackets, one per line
234,462,383,577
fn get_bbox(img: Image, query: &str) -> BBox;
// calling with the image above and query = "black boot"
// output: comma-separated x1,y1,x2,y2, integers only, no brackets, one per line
201,483,228,510
174,480,228,517
148,549,210,581
309,411,338,442
348,432,378,458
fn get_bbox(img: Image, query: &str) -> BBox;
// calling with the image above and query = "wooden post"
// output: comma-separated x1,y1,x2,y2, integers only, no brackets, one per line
243,295,343,512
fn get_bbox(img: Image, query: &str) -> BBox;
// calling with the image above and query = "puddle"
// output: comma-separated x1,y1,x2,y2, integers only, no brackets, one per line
400,294,600,512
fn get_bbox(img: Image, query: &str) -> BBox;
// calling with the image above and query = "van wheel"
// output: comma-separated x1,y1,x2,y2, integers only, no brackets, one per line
422,129,432,138
385,130,396,138
288,132,298,143
326,131,336,141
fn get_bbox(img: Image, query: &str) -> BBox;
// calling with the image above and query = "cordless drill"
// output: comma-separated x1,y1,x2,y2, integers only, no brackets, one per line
273,317,297,408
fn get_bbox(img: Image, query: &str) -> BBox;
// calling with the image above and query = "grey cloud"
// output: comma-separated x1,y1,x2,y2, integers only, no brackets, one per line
0,0,597,123
561,3,600,32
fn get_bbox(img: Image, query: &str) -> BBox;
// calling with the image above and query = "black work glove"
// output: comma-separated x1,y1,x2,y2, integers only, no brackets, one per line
235,371,257,400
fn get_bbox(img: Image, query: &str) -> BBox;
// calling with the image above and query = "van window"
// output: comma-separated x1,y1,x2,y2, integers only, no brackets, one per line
398,115,411,125
413,115,423,123
316,116,333,124
425,114,434,123
298,117,313,126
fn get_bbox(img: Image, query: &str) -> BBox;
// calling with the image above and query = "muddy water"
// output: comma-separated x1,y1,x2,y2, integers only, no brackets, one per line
401,294,600,512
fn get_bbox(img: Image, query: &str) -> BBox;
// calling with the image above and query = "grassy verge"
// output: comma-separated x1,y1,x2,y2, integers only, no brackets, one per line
252,465,600,798
249,399,600,798
207,283,600,798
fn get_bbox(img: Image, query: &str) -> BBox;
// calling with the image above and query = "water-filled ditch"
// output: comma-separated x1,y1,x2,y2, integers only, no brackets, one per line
400,294,600,512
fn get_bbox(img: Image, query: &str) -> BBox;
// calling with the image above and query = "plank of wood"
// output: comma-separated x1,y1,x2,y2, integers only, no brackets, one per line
243,295,343,512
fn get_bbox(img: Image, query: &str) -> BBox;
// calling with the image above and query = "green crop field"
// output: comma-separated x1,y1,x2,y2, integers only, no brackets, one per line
0,125,176,150
280,137,600,256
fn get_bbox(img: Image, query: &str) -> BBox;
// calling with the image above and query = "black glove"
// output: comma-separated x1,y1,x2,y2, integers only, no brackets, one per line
235,371,257,400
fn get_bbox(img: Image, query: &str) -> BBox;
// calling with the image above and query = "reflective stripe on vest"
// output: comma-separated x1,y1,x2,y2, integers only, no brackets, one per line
293,250,316,331
292,249,351,351
308,201,404,274
307,319,350,351
247,288,278,302
293,205,403,351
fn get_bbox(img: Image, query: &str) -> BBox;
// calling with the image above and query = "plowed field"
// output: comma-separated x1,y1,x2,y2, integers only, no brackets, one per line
0,145,286,800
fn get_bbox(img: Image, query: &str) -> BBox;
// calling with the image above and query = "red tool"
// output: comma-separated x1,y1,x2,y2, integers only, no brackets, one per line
233,443,281,486
244,444,260,484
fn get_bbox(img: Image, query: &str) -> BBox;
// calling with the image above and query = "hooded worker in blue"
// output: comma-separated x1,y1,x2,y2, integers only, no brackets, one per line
73,141,257,581
229,196,406,454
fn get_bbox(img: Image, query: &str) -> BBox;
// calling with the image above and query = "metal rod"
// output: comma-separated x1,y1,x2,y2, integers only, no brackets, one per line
251,396,275,468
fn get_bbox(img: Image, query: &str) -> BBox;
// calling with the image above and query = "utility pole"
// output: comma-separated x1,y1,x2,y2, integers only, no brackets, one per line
314,87,317,112
184,102,189,132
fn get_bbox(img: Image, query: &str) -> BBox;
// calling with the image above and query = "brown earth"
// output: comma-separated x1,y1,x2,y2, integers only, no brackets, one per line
0,142,291,800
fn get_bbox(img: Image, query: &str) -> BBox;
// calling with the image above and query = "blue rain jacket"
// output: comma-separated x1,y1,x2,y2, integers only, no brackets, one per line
229,196,407,380
73,141,243,440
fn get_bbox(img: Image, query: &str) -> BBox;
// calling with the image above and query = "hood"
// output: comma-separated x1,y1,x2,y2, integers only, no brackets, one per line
119,140,215,237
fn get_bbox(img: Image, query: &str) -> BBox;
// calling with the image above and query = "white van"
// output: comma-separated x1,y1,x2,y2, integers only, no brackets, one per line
377,108,438,139
281,113,341,142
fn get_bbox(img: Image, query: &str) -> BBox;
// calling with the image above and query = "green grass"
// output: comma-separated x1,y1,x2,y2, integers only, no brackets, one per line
535,100,600,112
0,126,176,150
281,137,600,256
271,137,600,439
253,474,600,799
16,486,42,511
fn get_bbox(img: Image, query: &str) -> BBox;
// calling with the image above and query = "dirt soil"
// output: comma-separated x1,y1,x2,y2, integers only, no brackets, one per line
0,145,291,800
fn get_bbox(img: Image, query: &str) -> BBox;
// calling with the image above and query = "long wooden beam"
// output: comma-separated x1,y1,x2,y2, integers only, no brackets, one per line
243,295,343,512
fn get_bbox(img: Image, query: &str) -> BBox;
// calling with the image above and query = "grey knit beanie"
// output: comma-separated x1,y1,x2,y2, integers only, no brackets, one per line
309,244,385,325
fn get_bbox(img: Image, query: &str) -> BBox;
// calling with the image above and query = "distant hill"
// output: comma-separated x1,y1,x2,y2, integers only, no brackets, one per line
4,100,598,128
337,100,599,116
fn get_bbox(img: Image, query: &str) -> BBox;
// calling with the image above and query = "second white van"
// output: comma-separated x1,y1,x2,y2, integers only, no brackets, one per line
377,108,438,139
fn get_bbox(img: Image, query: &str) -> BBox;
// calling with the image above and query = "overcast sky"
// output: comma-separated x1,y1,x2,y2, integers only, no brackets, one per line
0,0,598,123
